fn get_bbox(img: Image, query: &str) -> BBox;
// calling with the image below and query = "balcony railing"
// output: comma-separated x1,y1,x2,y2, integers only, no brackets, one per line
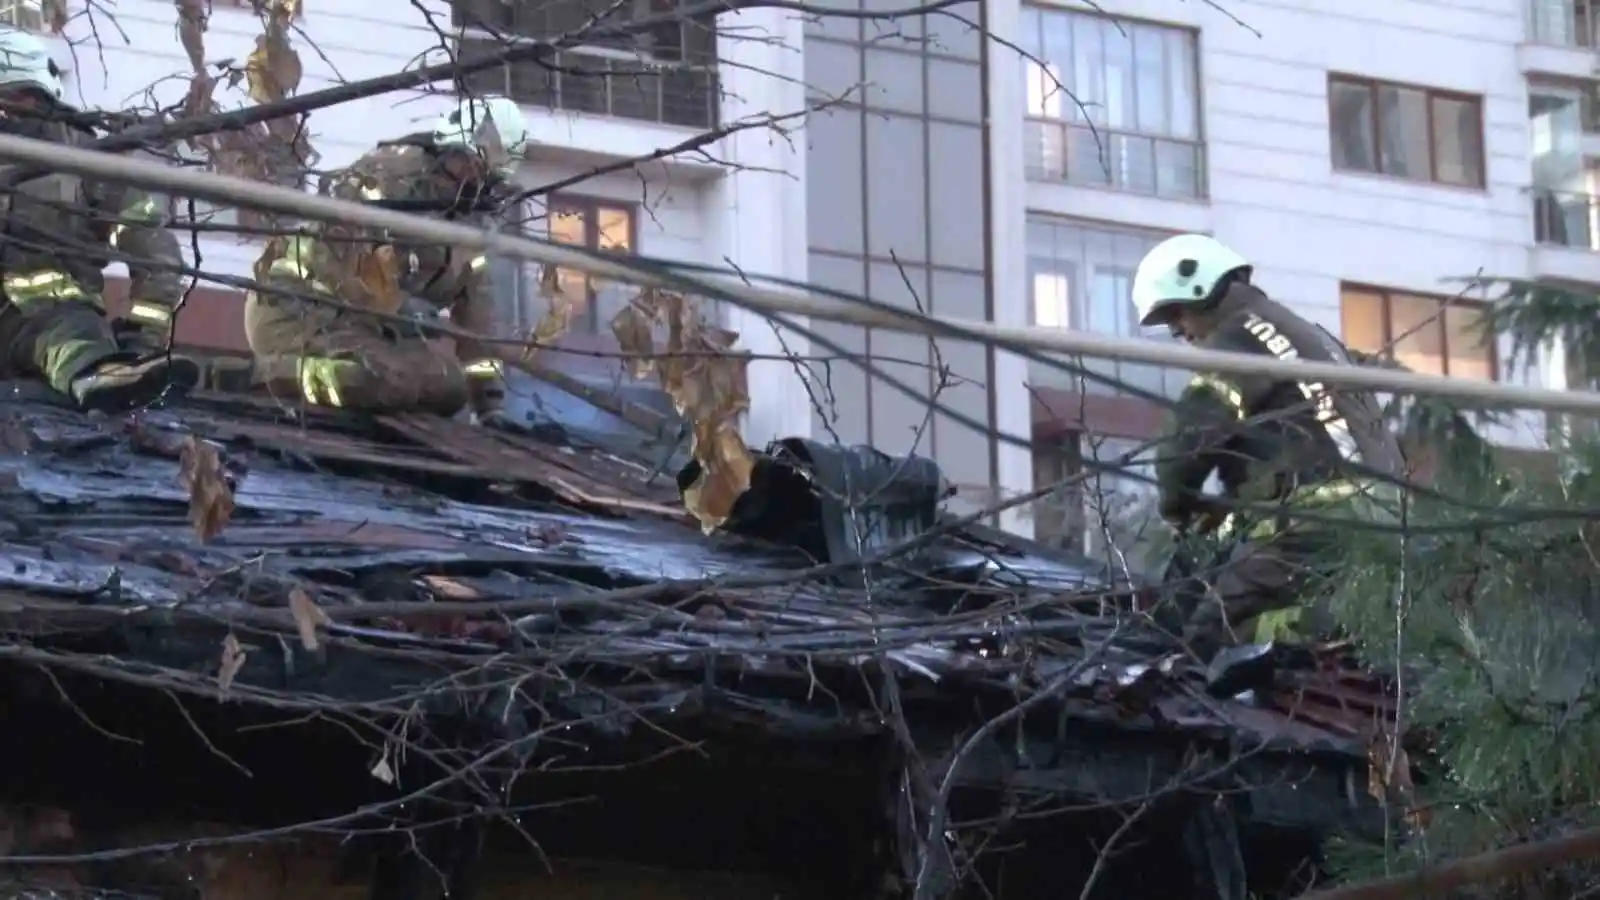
459,41,719,130
1533,188,1600,250
1025,117,1206,200
1530,0,1600,46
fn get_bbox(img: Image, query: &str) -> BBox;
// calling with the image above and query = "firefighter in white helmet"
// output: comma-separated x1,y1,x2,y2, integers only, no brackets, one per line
1132,234,1402,653
244,95,542,432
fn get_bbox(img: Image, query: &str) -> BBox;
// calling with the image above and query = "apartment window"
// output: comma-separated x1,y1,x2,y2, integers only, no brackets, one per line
1530,0,1600,48
1340,284,1497,380
1530,86,1600,249
1027,215,1188,397
1019,7,1203,199
451,0,718,129
1328,75,1485,187
530,196,637,335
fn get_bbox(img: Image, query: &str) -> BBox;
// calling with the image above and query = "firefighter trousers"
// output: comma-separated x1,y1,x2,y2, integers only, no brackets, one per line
244,275,469,416
1180,532,1336,650
0,298,125,395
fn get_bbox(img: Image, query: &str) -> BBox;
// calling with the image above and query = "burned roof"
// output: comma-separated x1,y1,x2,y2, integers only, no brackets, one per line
0,379,1397,835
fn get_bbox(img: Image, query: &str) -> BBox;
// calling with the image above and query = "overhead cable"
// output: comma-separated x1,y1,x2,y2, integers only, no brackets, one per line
4,131,1598,416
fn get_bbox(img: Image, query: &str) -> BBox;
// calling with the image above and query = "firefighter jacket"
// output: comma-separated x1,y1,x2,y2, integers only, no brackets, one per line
257,137,508,411
0,111,183,325
1154,282,1403,531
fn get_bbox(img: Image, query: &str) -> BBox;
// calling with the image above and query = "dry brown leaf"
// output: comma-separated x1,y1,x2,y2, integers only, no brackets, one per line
174,0,207,70
1366,733,1429,828
288,588,331,651
605,289,754,532
177,437,234,542
610,301,657,379
680,421,756,533
217,633,246,692
353,245,403,314
245,32,302,104
521,265,580,362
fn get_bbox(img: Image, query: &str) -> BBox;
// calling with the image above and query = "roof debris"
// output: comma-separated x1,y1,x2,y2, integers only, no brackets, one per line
0,381,1400,796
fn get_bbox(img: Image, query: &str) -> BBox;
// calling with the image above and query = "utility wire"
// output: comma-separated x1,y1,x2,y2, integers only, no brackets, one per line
6,131,1599,417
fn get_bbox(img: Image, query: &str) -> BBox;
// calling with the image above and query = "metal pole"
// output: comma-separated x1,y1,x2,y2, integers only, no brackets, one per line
4,131,1598,415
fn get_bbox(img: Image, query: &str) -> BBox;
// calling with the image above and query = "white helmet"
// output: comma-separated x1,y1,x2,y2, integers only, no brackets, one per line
1130,234,1252,327
0,28,62,100
432,95,529,178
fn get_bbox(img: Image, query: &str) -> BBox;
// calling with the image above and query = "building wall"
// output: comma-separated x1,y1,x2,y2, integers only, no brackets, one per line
802,0,1036,525
1018,0,1547,439
43,0,811,439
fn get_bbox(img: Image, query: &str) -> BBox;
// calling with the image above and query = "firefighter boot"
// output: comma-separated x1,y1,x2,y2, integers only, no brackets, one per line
69,354,202,412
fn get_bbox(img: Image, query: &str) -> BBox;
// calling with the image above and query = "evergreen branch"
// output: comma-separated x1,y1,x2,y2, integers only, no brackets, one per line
1299,824,1600,900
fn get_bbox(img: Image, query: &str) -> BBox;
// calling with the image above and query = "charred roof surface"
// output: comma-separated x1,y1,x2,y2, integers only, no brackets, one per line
0,380,1396,828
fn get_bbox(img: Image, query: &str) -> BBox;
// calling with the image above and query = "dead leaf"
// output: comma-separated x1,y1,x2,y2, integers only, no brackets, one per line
245,31,302,104
610,300,657,379
370,755,395,785
177,437,235,542
681,421,755,533
288,588,331,651
606,289,755,532
1366,732,1428,828
521,265,580,362
353,244,403,314
174,0,208,70
217,633,246,691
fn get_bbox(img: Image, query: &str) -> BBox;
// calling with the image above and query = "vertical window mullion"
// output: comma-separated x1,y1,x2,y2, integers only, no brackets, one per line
1368,81,1383,176
1425,90,1440,184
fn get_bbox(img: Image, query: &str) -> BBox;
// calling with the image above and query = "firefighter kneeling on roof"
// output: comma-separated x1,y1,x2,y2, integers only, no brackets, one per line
0,30,201,411
245,95,534,432
1131,234,1405,657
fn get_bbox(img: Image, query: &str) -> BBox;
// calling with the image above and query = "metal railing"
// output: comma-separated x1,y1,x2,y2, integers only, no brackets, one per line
1532,188,1600,251
459,40,719,130
1529,0,1600,47
1024,117,1206,200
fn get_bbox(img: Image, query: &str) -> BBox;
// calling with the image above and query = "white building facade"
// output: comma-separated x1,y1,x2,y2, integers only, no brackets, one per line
22,0,1582,549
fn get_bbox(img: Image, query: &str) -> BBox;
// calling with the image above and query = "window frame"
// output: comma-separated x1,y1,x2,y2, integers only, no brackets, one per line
1339,282,1500,381
1327,73,1487,188
1019,4,1206,199
545,193,640,334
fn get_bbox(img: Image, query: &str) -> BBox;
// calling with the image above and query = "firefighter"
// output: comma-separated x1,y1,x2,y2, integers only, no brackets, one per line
243,96,529,430
0,29,199,411
1130,234,1404,652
